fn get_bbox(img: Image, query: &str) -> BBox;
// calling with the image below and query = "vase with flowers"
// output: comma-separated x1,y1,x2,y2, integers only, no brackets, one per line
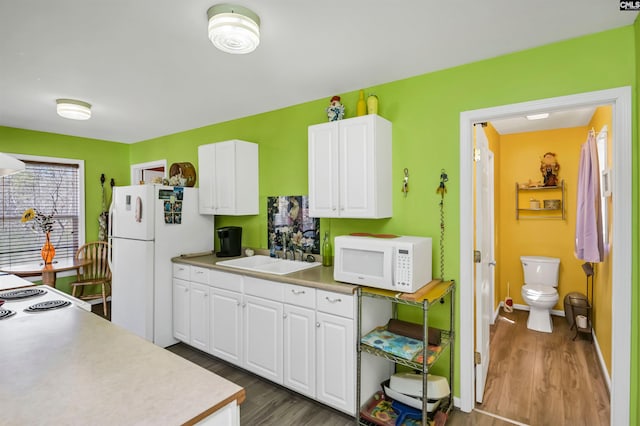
21,207,57,264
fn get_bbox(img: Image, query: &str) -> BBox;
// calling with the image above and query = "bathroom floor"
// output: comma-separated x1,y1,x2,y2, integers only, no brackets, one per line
478,308,610,425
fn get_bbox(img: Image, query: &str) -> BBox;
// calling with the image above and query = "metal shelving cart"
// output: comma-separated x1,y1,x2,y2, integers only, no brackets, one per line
356,280,455,426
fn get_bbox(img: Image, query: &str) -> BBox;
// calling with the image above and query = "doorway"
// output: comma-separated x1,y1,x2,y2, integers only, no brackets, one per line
458,87,632,425
130,160,167,185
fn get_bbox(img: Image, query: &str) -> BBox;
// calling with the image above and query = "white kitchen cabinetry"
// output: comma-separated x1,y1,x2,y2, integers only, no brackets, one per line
210,288,243,365
283,285,317,399
209,270,244,366
172,278,190,343
243,277,285,384
171,265,210,352
308,115,392,218
189,282,210,352
198,140,258,215
315,290,356,415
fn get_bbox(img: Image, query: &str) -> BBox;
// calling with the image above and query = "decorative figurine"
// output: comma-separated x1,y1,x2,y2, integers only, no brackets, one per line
326,95,345,121
540,152,560,186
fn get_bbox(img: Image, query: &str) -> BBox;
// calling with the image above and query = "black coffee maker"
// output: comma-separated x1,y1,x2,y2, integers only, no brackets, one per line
216,226,242,257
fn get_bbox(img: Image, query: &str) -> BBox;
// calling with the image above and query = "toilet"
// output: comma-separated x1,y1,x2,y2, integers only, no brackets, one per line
520,256,560,333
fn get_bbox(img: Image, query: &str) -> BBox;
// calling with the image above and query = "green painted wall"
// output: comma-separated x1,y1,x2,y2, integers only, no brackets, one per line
1,23,637,420
129,25,637,415
633,15,640,424
0,126,130,292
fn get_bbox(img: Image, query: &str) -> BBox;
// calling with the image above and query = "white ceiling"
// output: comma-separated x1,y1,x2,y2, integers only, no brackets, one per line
0,1,636,144
490,106,598,135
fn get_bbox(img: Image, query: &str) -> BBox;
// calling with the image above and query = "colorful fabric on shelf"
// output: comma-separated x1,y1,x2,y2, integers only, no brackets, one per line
361,326,442,364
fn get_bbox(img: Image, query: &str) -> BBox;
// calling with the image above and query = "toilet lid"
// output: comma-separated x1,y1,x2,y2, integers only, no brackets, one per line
523,284,557,297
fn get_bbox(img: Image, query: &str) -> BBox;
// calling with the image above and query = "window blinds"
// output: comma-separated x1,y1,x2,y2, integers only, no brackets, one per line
0,161,80,266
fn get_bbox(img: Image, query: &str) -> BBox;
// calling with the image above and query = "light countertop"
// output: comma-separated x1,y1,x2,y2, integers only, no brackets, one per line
0,302,245,425
172,252,358,295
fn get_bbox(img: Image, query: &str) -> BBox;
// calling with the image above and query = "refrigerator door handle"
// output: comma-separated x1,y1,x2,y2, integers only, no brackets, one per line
108,202,114,270
135,196,143,222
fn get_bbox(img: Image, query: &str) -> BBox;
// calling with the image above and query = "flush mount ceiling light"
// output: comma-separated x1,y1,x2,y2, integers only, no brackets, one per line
56,99,92,120
525,112,550,120
207,4,260,54
0,153,25,176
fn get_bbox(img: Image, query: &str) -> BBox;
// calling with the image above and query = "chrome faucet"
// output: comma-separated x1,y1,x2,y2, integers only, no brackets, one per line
295,248,304,262
281,233,292,260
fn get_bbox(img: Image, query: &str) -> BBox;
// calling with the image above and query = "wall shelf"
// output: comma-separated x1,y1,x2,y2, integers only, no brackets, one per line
515,180,565,220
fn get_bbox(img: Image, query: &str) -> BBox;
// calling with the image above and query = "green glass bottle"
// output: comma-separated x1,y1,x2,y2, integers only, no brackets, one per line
322,231,332,267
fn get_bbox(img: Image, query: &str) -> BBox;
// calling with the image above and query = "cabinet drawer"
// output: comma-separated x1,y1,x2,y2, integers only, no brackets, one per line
244,277,284,302
172,263,190,280
210,270,243,292
284,284,316,309
190,266,210,284
316,290,354,319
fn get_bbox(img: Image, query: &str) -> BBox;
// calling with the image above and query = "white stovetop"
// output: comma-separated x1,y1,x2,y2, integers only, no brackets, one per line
0,277,91,318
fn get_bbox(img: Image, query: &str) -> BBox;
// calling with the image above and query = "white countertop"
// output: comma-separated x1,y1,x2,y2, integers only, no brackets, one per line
0,299,244,425
0,273,35,291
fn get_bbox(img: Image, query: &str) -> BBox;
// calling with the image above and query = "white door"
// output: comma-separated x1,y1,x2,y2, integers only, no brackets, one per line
198,144,216,214
214,141,236,214
110,185,155,240
210,288,243,365
243,295,283,384
474,124,496,403
308,122,340,217
339,116,373,217
189,282,210,352
172,278,190,342
283,304,316,398
110,237,154,341
316,312,354,415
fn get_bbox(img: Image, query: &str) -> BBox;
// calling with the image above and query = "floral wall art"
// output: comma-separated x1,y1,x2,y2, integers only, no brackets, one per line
267,196,319,254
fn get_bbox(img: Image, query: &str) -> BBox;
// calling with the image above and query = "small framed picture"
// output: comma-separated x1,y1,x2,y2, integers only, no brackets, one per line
602,169,612,197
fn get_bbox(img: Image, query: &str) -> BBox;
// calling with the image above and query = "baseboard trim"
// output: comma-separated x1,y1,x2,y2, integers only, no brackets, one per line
592,330,612,393
511,303,565,317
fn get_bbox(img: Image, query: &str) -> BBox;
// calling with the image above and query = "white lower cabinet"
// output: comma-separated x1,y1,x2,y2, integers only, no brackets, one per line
172,278,190,343
210,288,243,365
243,295,284,383
283,303,316,398
172,263,358,416
172,278,210,352
316,310,355,415
189,282,210,352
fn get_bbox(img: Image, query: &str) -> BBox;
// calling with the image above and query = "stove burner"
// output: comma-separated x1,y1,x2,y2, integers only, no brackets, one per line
0,288,46,300
24,299,71,313
0,309,16,320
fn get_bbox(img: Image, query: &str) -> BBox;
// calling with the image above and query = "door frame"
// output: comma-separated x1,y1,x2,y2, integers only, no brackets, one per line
458,87,632,425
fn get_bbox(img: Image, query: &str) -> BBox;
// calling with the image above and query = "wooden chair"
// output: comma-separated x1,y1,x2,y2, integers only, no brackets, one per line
70,241,111,316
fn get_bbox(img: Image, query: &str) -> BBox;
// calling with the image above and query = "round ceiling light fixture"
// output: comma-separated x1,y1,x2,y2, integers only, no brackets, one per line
56,99,92,120
207,4,260,54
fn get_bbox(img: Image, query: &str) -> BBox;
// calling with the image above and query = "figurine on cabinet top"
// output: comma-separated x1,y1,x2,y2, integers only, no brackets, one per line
326,95,345,122
540,152,560,187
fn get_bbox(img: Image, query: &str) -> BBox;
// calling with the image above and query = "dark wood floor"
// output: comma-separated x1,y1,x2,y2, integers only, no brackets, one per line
91,303,610,425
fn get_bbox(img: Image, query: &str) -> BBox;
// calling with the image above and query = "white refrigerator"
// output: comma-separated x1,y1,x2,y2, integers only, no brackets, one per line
109,184,214,347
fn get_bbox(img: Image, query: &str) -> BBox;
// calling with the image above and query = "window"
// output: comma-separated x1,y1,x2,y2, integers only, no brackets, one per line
0,155,85,266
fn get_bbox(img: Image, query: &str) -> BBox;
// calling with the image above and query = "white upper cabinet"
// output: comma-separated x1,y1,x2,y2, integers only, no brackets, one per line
308,115,392,218
198,140,259,215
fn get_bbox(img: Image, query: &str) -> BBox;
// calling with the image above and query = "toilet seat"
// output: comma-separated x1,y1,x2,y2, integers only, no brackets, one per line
523,283,557,298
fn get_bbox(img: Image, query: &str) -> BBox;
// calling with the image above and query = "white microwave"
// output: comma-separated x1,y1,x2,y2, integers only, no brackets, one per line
333,235,432,293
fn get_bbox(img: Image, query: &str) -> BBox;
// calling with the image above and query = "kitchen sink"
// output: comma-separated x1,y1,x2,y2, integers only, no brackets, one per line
216,255,321,275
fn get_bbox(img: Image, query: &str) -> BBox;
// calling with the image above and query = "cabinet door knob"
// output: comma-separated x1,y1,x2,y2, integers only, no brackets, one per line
283,313,287,319
316,322,321,328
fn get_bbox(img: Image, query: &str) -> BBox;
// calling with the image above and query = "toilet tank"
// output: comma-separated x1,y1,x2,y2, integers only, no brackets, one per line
520,256,560,287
